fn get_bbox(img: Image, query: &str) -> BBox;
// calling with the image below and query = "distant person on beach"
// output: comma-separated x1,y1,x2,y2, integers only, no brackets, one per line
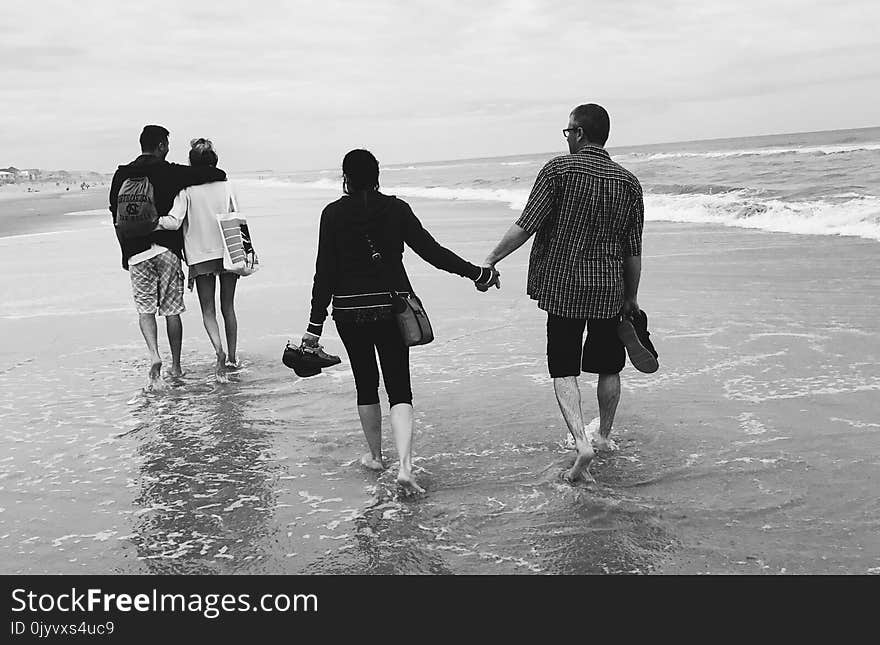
303,149,500,494
156,138,241,382
481,104,645,484
109,125,226,390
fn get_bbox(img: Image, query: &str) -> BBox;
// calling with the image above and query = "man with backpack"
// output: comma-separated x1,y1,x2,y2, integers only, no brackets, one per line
109,125,226,389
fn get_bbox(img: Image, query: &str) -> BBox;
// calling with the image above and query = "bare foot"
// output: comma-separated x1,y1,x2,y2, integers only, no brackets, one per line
564,446,595,485
167,365,184,378
593,434,618,452
565,418,601,450
146,360,166,391
225,357,242,371
360,454,385,471
396,472,426,496
215,351,228,383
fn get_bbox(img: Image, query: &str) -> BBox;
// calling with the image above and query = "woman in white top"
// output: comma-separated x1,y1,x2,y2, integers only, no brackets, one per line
158,138,239,381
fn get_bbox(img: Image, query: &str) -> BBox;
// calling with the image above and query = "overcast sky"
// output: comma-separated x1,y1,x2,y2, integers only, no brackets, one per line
2,0,878,172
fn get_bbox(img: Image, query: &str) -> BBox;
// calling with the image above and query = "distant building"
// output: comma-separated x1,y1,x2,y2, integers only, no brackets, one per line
0,167,38,182
0,167,44,182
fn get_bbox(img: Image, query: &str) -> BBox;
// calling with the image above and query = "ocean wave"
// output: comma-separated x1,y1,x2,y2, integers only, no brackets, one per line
644,192,880,241
384,160,492,172
269,178,532,210
621,142,880,162
0,306,133,320
649,183,755,196
248,178,880,241
64,209,107,217
389,184,531,210
0,226,105,242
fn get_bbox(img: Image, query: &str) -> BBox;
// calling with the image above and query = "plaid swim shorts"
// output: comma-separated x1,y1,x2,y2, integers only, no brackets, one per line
129,250,185,316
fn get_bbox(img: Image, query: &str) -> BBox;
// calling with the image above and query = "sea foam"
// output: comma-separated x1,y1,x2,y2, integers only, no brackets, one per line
644,192,880,241
273,178,880,241
620,142,880,163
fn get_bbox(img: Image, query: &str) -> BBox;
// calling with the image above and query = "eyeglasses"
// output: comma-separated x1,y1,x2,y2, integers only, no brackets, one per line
562,126,582,138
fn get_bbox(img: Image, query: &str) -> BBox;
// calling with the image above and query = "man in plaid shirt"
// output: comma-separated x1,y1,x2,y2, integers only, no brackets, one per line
483,103,644,484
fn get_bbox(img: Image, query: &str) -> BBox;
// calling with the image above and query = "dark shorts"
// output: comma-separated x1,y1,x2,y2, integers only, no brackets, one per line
546,313,625,377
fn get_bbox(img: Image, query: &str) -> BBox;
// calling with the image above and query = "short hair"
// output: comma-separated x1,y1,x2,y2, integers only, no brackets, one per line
140,125,170,152
342,149,380,193
570,104,610,146
189,138,218,167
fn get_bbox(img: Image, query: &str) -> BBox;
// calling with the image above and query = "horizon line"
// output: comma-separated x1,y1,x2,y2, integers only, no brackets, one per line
7,123,878,177
239,123,880,175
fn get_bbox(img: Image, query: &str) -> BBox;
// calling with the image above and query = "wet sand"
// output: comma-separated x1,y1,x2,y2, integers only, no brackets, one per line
0,184,109,238
1,180,878,574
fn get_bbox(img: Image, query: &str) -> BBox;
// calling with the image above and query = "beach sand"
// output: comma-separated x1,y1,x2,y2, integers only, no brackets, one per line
0,183,109,237
1,180,878,574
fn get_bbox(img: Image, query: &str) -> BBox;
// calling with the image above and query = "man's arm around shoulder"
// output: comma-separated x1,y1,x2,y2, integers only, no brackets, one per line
167,162,227,191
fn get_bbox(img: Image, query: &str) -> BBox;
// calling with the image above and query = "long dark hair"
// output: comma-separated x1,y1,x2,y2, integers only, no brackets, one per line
342,149,379,199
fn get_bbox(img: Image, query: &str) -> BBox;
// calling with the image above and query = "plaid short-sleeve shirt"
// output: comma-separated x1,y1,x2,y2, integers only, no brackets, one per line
515,145,644,319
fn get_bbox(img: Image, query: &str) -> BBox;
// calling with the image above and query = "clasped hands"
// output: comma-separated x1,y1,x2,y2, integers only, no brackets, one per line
474,264,501,292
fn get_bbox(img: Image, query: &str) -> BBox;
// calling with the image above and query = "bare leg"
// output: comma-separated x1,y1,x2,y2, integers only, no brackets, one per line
138,313,164,390
195,275,226,381
357,403,385,470
219,273,239,366
553,376,595,484
594,373,621,452
390,403,424,494
165,315,183,377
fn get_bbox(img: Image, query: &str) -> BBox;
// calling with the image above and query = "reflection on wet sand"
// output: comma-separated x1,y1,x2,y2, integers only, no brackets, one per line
130,380,278,573
300,440,675,575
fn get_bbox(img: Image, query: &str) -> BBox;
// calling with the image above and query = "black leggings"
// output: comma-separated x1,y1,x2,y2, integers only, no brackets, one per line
335,318,412,406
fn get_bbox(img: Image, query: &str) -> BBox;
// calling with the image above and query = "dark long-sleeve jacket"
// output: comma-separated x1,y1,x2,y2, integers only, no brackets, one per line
109,154,226,269
307,192,485,335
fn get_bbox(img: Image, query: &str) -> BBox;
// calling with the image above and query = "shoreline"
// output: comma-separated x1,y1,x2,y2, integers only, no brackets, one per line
0,184,109,238
0,179,108,200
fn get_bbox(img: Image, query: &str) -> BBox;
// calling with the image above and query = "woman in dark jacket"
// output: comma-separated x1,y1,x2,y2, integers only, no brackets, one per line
302,149,499,494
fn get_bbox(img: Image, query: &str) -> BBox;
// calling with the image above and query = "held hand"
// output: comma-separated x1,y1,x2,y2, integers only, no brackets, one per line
301,331,320,348
475,266,501,292
620,298,640,320
488,266,501,289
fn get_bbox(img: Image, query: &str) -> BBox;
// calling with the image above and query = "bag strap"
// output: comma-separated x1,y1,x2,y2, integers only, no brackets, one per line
227,183,238,213
358,193,403,300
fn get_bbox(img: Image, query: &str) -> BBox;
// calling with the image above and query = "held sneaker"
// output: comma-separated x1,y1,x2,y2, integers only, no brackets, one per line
281,342,341,378
282,343,321,377
300,343,342,369
617,310,659,374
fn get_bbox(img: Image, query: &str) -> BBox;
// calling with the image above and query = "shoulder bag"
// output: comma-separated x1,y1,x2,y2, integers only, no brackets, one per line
362,228,434,347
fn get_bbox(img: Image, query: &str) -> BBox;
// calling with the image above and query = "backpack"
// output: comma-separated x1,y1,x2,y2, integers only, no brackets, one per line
115,176,158,238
